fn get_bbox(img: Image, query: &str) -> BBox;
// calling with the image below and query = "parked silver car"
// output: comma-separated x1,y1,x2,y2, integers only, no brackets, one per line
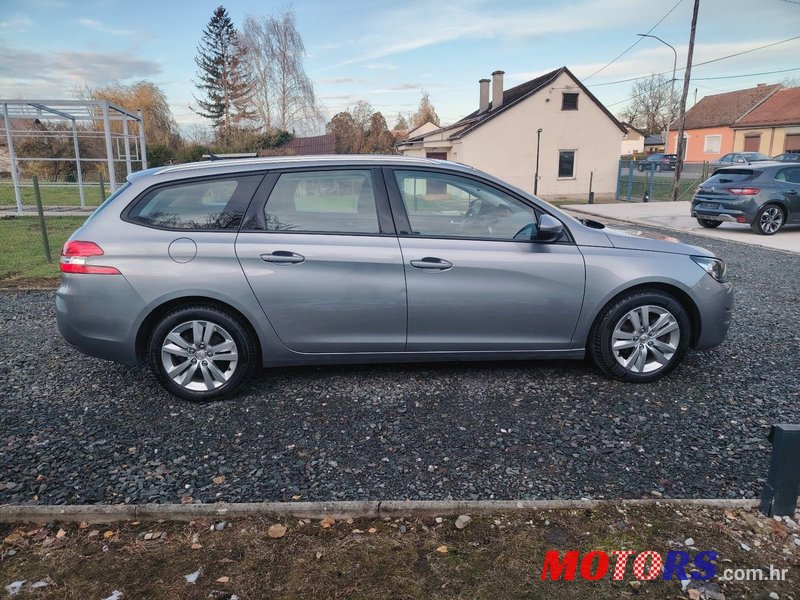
56,156,733,400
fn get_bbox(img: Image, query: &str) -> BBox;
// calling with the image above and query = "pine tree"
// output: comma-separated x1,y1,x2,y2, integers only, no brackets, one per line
193,6,254,143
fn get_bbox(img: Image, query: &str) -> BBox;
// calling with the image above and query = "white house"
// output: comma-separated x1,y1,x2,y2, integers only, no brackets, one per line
397,67,626,198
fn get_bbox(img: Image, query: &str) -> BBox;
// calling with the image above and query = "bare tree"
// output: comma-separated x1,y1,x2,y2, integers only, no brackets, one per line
618,74,677,134
241,9,323,135
410,90,440,128
393,112,409,131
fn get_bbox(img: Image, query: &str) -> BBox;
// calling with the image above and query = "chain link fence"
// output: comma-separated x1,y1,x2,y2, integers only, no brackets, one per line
616,160,712,202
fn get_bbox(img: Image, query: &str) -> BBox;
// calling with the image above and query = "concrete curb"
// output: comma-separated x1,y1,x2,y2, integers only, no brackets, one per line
0,498,763,524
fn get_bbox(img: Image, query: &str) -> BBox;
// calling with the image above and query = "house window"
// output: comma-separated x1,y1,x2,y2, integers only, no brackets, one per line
743,134,761,152
704,135,721,154
561,93,579,110
558,150,576,178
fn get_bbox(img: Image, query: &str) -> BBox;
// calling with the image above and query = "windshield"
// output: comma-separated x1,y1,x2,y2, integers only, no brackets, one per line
742,152,769,161
84,182,131,224
705,169,757,184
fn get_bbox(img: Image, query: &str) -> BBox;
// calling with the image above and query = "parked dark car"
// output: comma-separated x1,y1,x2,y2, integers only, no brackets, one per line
637,153,677,172
773,152,800,163
709,152,771,169
691,162,800,234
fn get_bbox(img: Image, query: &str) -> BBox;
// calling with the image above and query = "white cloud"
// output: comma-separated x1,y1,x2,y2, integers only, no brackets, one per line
77,18,133,36
0,14,33,30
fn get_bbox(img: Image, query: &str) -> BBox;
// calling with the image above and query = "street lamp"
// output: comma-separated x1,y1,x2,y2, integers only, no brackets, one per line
637,33,677,155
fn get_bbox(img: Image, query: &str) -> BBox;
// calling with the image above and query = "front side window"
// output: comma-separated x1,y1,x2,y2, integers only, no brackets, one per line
394,170,538,241
129,176,259,229
562,93,579,110
558,150,576,178
264,170,380,234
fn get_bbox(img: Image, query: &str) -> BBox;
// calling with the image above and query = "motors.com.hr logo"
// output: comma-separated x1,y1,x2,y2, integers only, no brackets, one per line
540,549,717,581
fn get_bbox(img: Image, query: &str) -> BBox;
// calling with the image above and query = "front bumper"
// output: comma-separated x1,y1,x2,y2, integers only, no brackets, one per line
56,273,146,364
691,274,734,351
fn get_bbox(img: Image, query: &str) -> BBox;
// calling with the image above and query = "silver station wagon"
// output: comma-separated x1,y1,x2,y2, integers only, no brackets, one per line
56,156,733,400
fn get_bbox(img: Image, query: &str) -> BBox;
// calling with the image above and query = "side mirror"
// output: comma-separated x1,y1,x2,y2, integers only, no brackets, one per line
536,214,564,242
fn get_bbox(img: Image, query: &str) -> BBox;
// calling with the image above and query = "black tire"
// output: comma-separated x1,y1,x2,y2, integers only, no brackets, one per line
148,305,258,401
697,218,722,229
750,204,785,236
588,289,691,383
655,164,662,173
637,164,645,172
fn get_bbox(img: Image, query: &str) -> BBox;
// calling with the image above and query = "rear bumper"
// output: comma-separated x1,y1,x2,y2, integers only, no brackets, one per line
691,196,759,224
56,274,146,364
691,275,734,351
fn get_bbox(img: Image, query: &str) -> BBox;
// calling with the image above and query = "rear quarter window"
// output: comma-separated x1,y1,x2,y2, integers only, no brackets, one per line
127,175,262,230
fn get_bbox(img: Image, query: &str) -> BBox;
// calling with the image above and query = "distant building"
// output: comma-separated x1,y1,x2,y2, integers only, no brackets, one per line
667,84,780,162
397,67,625,197
732,87,800,155
621,122,646,156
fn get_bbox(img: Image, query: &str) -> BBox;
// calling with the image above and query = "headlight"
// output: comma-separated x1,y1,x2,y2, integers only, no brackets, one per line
691,256,727,282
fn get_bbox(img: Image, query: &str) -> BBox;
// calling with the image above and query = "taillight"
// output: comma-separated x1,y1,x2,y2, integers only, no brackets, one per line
60,241,121,275
727,188,760,195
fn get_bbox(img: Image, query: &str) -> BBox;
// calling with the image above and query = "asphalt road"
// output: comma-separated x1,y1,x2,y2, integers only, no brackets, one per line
1,227,798,506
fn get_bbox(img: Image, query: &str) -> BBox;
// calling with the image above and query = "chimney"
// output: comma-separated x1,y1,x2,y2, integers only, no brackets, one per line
756,83,766,87
491,70,504,110
479,78,490,113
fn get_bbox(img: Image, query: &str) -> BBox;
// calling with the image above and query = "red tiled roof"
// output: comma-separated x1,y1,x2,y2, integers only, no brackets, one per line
735,87,800,127
675,84,780,129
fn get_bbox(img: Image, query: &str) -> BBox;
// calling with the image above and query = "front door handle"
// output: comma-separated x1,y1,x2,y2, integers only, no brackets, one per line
410,257,452,270
260,251,305,264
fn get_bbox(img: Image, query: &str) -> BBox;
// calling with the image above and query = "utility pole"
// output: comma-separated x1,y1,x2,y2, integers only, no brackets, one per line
671,0,700,202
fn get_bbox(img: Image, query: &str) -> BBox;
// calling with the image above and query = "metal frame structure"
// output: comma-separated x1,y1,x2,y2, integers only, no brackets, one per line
1,99,147,214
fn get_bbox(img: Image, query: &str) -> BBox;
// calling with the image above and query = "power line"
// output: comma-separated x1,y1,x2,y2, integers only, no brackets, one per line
692,66,800,80
587,34,800,87
582,0,685,81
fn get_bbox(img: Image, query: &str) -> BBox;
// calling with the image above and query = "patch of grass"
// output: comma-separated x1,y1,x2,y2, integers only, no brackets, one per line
0,182,103,208
0,505,797,599
0,216,87,286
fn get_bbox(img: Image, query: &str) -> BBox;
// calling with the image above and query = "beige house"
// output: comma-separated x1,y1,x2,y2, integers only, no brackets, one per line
397,67,626,198
621,123,646,156
732,87,800,155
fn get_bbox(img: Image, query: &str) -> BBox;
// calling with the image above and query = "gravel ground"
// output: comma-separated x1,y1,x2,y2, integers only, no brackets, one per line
1,227,798,506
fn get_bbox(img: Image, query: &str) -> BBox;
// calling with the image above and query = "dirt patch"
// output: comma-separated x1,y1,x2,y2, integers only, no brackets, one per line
1,504,798,599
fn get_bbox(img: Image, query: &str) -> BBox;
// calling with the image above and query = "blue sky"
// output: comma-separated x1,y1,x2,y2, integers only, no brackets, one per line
2,0,799,131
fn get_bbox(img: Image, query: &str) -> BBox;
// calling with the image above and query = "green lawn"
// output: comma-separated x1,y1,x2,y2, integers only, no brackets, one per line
0,216,87,286
617,175,703,202
0,182,104,208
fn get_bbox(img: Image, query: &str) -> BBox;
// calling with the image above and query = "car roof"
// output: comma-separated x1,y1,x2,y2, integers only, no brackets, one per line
714,161,790,171
127,154,476,183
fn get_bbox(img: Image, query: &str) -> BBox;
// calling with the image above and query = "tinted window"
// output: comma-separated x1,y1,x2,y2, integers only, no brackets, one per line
706,169,757,184
776,167,800,184
394,170,537,241
558,151,576,178
129,177,259,229
264,170,379,234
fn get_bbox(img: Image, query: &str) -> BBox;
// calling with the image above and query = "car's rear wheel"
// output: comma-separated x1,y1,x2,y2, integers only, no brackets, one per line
751,204,784,235
655,164,663,173
637,164,645,172
589,290,691,382
148,305,257,401
697,218,722,228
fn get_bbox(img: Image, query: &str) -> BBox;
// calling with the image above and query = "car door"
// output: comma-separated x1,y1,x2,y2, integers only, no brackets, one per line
775,166,800,223
235,167,407,353
384,167,586,352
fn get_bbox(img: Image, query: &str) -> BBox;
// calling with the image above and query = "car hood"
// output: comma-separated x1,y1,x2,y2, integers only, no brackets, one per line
602,227,713,257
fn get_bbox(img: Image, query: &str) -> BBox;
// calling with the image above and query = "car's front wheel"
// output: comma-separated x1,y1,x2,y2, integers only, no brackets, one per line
148,305,257,401
751,204,784,235
697,218,722,228
589,290,691,382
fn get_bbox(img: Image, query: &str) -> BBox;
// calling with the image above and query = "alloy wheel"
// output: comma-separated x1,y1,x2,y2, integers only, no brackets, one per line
611,305,680,374
760,206,783,234
160,320,239,391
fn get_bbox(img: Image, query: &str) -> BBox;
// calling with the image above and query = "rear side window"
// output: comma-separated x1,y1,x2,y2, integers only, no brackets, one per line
264,170,380,234
776,167,800,184
706,169,757,184
129,176,261,230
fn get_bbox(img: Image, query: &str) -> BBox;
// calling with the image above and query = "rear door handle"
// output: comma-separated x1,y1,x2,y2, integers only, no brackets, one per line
260,251,305,264
410,257,452,270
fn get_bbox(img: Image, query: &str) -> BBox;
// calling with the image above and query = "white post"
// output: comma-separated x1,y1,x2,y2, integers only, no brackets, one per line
3,103,23,214
137,109,148,169
122,114,132,176
71,118,85,208
101,102,117,192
